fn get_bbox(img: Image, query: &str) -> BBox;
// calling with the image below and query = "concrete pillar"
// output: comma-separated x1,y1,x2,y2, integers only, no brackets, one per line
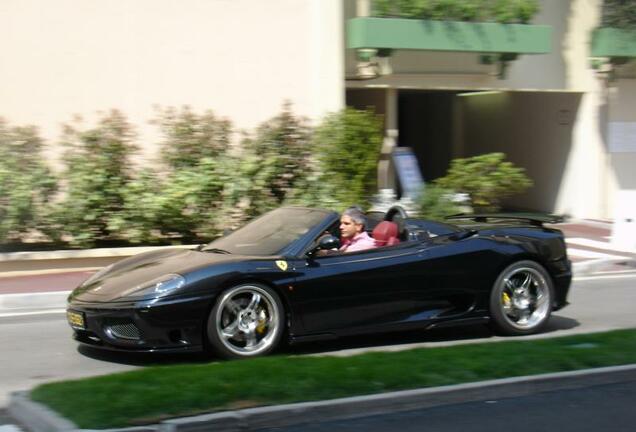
378,88,398,190
356,0,370,17
556,0,607,219
451,96,465,159
310,0,345,121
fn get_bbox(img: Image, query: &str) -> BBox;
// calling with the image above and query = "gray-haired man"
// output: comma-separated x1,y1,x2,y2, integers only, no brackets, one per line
339,207,376,253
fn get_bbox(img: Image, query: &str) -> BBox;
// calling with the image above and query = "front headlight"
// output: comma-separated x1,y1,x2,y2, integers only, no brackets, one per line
123,274,187,298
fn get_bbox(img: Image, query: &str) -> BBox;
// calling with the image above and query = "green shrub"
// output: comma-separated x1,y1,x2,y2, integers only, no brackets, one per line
238,104,313,218
111,107,237,243
108,169,162,244
602,0,636,29
154,106,232,170
50,111,137,246
308,108,384,210
435,152,532,212
429,0,481,21
113,158,234,243
491,0,539,24
372,0,539,24
416,184,462,220
0,119,57,243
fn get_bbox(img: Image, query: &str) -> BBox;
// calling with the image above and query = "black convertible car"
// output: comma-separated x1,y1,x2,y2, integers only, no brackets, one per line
67,206,571,359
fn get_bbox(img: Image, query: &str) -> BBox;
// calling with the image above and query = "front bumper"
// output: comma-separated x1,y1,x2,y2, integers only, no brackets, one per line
67,294,213,352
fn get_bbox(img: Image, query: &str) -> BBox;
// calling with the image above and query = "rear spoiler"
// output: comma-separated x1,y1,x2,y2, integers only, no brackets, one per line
446,213,565,227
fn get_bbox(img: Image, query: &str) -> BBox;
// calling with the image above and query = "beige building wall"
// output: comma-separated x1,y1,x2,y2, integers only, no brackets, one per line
0,0,344,164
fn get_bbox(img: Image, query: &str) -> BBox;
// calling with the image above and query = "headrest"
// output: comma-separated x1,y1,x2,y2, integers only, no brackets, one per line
372,221,399,246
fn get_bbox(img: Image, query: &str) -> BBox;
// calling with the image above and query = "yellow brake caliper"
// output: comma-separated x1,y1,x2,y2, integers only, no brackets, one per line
256,309,268,334
502,292,512,307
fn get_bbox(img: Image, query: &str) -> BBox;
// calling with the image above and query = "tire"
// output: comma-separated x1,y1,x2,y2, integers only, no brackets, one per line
489,260,554,336
206,283,284,359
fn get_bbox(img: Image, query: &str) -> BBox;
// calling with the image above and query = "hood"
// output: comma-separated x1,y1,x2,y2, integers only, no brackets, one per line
70,248,242,302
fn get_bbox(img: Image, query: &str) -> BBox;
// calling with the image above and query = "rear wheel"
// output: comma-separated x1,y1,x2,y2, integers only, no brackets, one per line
489,260,554,336
206,283,284,359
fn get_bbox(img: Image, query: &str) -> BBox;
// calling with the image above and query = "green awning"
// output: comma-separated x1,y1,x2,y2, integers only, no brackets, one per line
347,17,552,54
591,27,636,58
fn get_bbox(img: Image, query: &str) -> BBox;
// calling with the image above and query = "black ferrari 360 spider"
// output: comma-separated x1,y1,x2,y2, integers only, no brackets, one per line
67,206,571,359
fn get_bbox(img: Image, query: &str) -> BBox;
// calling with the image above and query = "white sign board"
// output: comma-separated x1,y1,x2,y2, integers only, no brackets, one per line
611,190,636,252
609,122,636,153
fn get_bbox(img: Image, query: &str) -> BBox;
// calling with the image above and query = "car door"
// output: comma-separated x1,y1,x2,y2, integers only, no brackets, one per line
291,242,442,335
418,234,514,314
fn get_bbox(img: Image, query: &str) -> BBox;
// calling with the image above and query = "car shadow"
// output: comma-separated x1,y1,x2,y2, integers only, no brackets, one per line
542,314,580,333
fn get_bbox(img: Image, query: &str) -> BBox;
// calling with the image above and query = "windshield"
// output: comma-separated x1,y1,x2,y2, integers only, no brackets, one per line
202,208,331,256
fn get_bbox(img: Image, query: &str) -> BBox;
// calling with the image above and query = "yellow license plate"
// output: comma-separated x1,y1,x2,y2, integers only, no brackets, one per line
67,310,85,329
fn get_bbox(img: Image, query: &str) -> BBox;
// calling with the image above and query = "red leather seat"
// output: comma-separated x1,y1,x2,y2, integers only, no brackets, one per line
372,221,400,247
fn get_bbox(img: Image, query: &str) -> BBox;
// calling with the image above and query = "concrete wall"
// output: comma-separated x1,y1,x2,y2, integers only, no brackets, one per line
0,0,345,164
458,91,581,213
607,79,636,218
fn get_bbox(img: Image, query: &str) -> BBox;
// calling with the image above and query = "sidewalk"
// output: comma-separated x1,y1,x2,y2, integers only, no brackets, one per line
554,220,636,275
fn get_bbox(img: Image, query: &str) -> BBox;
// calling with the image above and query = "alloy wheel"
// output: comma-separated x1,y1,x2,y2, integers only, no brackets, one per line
498,266,551,331
213,285,281,357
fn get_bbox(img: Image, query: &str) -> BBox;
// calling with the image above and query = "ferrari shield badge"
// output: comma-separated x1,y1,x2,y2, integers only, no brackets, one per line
275,260,288,271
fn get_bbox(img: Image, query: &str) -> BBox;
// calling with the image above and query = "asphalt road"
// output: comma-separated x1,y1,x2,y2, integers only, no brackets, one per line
257,380,636,432
0,273,635,409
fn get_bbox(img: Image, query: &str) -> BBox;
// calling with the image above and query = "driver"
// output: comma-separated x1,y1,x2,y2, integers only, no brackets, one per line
339,207,376,253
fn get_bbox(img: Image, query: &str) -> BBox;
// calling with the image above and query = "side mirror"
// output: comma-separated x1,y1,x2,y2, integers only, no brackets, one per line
318,234,340,251
308,234,340,257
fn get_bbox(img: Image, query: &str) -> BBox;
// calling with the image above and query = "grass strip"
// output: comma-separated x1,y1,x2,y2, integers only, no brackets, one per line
32,329,636,429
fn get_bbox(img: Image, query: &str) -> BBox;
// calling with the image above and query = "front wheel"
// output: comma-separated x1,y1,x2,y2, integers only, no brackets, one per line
206,283,284,359
489,260,554,336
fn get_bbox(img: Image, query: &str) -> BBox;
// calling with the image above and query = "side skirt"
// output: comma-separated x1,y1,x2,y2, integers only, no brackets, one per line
425,316,490,330
288,316,491,345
